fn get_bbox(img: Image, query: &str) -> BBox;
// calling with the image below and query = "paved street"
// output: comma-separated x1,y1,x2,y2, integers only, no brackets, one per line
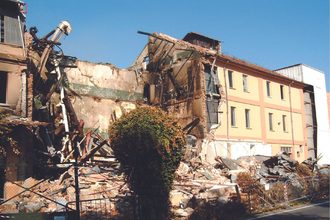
248,201,330,220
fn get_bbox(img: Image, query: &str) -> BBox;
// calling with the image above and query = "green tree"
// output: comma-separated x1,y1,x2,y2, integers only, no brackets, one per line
109,106,186,220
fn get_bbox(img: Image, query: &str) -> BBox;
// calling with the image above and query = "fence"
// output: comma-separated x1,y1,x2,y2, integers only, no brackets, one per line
0,161,139,220
0,178,77,220
239,174,329,213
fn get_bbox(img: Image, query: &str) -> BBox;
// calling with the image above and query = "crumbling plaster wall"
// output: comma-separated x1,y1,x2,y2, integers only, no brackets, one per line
0,44,26,115
65,61,144,138
141,34,216,139
3,126,34,200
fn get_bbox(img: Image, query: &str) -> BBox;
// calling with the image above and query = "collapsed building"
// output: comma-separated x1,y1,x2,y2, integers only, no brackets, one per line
1,1,329,218
0,0,80,199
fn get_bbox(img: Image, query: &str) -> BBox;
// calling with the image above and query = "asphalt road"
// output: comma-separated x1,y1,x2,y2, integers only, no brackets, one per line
247,201,330,220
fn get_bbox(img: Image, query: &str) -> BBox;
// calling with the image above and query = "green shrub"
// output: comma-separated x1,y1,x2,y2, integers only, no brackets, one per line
109,106,186,219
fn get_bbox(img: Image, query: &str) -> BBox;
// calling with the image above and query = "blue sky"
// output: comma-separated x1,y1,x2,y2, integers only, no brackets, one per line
26,0,329,90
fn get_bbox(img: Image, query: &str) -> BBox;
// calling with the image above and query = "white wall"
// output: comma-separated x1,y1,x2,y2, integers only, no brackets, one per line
301,65,330,165
199,140,272,164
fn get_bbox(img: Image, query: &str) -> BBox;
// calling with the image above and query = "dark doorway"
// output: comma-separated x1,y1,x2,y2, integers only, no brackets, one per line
0,71,8,103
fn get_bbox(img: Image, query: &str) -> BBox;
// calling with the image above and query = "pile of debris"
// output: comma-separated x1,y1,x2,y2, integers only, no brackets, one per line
170,157,243,218
0,157,244,218
1,151,327,219
0,165,132,217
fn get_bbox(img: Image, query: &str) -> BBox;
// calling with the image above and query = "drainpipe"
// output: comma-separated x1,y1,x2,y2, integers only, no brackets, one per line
289,81,295,152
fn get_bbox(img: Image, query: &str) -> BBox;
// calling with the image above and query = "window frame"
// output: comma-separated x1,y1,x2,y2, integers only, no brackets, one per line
282,115,287,132
268,112,274,131
228,70,234,89
280,146,292,154
280,85,285,100
243,74,248,92
230,106,236,127
245,109,251,128
266,81,271,97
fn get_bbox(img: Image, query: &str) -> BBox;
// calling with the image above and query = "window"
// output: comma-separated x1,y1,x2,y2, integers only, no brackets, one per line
281,146,291,154
228,70,234,88
245,109,250,128
266,81,271,97
280,85,285,100
230,106,236,127
268,112,273,131
0,15,4,43
282,115,287,132
243,74,248,92
0,72,7,103
0,14,22,46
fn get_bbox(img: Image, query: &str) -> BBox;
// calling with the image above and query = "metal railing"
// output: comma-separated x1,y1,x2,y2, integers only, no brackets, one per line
238,174,329,213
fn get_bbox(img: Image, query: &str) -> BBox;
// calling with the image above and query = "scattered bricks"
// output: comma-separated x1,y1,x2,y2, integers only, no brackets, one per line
3,181,23,200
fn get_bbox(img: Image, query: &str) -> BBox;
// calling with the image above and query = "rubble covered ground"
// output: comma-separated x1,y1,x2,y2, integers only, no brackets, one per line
1,143,329,219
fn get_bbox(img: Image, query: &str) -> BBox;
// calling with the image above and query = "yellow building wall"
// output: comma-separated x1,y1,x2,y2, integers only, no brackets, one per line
292,112,304,142
264,109,304,142
215,100,262,139
265,108,292,141
271,144,306,162
290,88,302,110
263,79,301,110
215,65,306,160
217,68,260,101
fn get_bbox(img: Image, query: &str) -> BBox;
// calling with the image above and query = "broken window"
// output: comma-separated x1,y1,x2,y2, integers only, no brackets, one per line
245,109,250,128
280,85,285,100
281,146,291,154
243,74,248,92
231,106,236,127
205,65,219,94
269,112,273,131
266,81,271,97
282,115,287,132
204,65,220,129
0,71,7,103
228,70,234,88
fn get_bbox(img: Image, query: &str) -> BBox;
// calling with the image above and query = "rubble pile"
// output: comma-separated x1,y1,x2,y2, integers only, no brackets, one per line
170,158,241,218
252,153,318,189
0,165,131,216
0,158,244,219
1,152,328,219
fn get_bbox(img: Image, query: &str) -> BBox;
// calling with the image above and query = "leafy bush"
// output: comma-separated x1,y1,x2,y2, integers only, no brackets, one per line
109,106,186,219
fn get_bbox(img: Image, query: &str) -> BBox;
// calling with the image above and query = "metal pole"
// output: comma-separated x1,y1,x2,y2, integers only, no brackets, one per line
74,141,81,220
248,188,252,214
